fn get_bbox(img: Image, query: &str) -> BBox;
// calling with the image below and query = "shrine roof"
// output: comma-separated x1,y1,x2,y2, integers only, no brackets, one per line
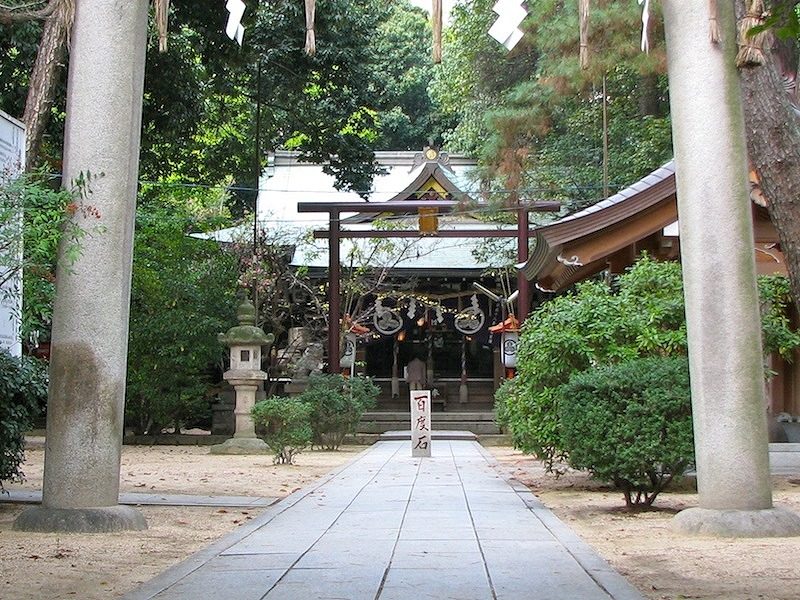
519,161,678,287
257,150,479,234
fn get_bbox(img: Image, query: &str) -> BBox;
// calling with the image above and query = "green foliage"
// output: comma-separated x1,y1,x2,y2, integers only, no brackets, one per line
0,349,47,492
251,396,314,464
558,357,693,508
125,189,238,435
371,1,454,150
759,274,800,362
434,0,672,208
497,255,800,475
0,171,94,347
496,256,687,470
297,374,378,450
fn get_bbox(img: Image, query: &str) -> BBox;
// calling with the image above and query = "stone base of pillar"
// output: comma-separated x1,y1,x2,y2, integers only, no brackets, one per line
209,437,270,455
672,507,800,538
13,505,147,533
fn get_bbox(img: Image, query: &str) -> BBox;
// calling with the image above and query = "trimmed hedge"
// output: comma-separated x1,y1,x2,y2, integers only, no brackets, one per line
558,356,693,508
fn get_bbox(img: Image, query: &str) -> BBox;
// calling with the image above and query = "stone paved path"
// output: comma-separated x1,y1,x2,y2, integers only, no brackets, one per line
123,440,643,600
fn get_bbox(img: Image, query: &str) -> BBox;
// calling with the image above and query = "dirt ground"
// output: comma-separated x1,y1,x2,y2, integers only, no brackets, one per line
0,444,367,600
3,444,800,600
488,447,800,600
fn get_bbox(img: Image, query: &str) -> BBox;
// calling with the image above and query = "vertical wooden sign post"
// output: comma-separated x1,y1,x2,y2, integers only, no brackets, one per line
411,390,432,457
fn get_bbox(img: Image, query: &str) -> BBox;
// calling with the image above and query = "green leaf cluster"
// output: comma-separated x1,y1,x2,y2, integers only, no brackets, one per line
759,274,800,362
434,0,672,209
296,374,379,450
558,356,693,508
0,171,91,347
496,255,687,469
125,190,238,435
251,396,314,464
0,349,47,492
497,255,800,476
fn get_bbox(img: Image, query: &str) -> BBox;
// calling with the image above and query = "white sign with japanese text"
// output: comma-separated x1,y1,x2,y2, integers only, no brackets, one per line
411,389,432,457
0,110,24,357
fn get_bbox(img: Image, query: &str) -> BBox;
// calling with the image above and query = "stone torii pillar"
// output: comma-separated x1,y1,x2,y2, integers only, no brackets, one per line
662,1,800,536
15,0,149,532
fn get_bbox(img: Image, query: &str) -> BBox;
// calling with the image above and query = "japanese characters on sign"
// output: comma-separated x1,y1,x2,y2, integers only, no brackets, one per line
411,389,432,457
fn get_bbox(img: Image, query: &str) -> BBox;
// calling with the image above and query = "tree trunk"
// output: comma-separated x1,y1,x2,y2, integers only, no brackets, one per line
637,74,662,117
737,1,800,310
22,0,72,171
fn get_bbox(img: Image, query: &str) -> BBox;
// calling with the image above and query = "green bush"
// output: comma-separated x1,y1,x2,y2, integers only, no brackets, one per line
0,350,48,492
125,199,237,435
251,397,313,464
558,357,693,508
297,374,379,450
495,255,800,474
496,255,687,471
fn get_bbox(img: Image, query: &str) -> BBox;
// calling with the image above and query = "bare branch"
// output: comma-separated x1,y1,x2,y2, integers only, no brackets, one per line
0,0,57,22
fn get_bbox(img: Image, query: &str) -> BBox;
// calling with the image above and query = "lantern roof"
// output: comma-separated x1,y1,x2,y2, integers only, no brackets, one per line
218,299,275,347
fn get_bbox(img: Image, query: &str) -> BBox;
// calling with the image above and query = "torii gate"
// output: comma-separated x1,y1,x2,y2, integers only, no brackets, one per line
297,198,559,372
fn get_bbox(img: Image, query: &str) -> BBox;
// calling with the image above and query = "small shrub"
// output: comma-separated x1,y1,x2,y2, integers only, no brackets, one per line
0,350,48,492
251,396,313,464
495,256,688,472
297,374,378,450
557,356,693,508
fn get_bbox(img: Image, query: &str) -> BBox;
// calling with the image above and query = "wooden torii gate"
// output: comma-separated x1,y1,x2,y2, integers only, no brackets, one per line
297,199,560,372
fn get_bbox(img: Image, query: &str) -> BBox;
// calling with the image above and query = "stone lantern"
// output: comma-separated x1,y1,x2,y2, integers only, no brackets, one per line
210,299,275,455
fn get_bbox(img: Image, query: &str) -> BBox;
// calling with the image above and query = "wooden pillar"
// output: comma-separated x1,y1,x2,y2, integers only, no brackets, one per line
517,205,530,320
328,211,341,372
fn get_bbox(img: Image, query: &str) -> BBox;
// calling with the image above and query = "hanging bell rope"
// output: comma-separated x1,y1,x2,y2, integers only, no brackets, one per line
432,0,443,63
708,0,720,43
578,0,590,69
155,0,169,53
304,0,316,56
736,0,768,67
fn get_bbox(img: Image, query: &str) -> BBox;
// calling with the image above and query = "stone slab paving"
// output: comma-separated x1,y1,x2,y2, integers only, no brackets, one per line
123,440,644,600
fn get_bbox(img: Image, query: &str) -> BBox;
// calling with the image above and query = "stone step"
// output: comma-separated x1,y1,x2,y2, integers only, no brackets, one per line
361,411,497,421
357,411,502,435
358,420,502,435
379,430,478,441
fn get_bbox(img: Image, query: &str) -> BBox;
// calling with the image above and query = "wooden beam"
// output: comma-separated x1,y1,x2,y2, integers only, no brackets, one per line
298,200,561,214
312,229,520,239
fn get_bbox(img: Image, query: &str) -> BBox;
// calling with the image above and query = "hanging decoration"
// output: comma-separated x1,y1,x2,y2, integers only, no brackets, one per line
340,332,357,369
489,315,520,369
225,0,246,46
155,0,170,52
373,300,403,335
638,0,650,53
454,295,485,335
304,0,316,56
736,0,768,68
488,0,527,51
579,0,590,69
502,331,519,368
435,305,444,325
407,298,417,319
707,0,720,44
432,0,443,63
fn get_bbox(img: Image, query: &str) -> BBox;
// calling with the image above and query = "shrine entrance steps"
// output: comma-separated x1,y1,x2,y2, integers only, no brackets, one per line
123,440,643,600
357,410,502,438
